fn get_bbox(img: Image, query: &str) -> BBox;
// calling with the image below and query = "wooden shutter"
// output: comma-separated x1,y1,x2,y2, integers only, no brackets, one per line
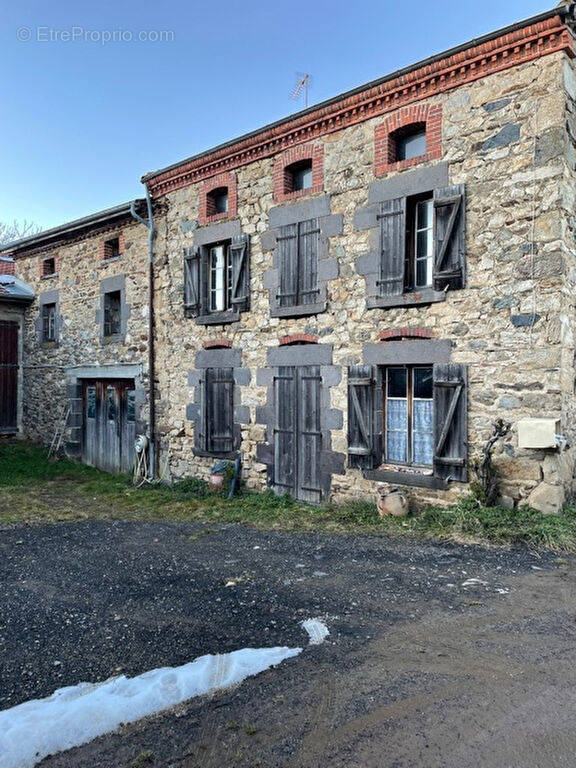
298,219,320,306
274,366,297,493
347,365,379,469
433,363,468,482
433,184,466,291
230,234,250,312
298,366,322,502
206,367,235,455
377,197,406,296
184,246,201,316
276,224,298,307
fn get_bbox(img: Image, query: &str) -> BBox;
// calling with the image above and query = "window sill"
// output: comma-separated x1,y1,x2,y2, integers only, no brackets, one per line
193,448,239,460
41,273,58,280
367,288,446,310
102,334,125,345
101,256,122,265
195,311,240,326
364,467,446,490
270,301,327,318
273,184,324,204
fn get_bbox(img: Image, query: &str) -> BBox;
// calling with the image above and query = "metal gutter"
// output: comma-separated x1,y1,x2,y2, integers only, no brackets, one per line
142,5,574,183
0,199,147,254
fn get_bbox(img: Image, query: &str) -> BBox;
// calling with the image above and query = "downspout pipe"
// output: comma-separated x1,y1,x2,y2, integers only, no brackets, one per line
130,190,156,479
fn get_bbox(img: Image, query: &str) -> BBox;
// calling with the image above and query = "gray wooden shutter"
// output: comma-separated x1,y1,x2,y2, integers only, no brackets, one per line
298,366,322,502
377,197,406,296
276,224,298,307
230,234,250,312
298,219,320,306
196,370,208,453
274,366,297,493
433,184,466,291
206,367,235,455
347,365,379,469
433,363,468,482
184,246,201,316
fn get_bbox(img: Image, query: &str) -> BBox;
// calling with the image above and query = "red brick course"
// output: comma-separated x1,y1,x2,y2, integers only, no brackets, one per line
374,104,442,175
379,327,432,341
198,172,238,226
279,333,318,346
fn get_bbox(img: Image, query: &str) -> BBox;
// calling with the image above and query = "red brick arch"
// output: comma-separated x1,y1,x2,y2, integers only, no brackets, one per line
375,104,442,175
379,327,433,342
279,333,318,346
198,172,238,226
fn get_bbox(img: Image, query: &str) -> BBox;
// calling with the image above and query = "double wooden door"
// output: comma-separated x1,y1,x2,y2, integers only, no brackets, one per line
274,365,322,503
0,321,18,433
82,380,136,473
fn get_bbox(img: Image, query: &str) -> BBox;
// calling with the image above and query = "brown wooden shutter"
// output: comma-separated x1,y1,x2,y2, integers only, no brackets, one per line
298,219,320,306
347,365,379,469
433,184,466,291
276,224,298,307
205,367,235,455
230,234,250,312
184,246,201,316
377,197,406,296
433,363,468,482
274,366,297,493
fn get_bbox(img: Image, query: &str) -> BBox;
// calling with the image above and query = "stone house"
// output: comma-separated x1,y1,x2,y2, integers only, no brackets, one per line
3,5,576,512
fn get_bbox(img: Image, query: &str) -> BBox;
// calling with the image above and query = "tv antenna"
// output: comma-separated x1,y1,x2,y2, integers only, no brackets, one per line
291,73,311,108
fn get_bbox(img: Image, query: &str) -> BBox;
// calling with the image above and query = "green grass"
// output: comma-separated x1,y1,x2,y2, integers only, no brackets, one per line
1,440,576,552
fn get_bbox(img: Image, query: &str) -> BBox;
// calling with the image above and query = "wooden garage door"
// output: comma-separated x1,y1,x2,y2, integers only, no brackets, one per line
0,321,18,433
82,380,136,474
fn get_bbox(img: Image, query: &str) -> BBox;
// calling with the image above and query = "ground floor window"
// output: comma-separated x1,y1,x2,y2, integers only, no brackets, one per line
385,365,434,467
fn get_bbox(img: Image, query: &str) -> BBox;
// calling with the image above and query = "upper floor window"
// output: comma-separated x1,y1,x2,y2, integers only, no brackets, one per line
286,160,313,192
103,290,122,337
41,257,56,278
377,184,466,302
277,218,320,309
102,236,121,261
42,303,56,342
207,187,229,216
184,234,250,323
394,124,427,162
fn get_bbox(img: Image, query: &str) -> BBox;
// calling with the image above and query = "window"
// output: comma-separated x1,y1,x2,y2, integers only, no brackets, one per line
42,303,56,342
207,187,228,216
103,237,121,260
103,290,122,337
209,243,233,312
201,367,235,455
86,386,96,419
184,234,250,321
42,257,56,277
376,184,465,303
395,125,427,162
286,159,313,192
385,366,434,466
277,218,320,309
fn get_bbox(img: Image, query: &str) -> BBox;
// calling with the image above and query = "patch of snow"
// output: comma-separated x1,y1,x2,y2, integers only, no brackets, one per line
461,578,488,587
496,588,509,595
301,618,330,645
0,646,301,768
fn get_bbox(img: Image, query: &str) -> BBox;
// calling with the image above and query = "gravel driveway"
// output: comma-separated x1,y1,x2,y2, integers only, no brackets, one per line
0,520,574,767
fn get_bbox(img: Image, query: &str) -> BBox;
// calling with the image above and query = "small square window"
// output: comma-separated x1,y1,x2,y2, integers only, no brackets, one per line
42,303,56,342
42,257,56,277
207,187,229,216
103,237,121,260
103,290,122,337
287,159,313,192
395,126,427,162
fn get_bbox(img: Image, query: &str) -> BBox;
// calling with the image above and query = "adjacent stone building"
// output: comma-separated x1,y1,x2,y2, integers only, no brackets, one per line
3,6,576,512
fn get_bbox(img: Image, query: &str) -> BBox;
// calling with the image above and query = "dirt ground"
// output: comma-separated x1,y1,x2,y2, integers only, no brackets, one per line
1,520,574,768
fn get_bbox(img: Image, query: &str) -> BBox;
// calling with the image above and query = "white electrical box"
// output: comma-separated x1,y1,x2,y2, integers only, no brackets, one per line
517,418,560,449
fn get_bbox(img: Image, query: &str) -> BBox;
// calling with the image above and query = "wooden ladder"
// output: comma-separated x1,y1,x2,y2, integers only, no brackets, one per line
48,405,71,460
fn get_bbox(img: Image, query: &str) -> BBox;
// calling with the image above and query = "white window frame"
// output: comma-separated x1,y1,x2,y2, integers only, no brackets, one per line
209,243,232,313
413,198,434,289
384,365,434,468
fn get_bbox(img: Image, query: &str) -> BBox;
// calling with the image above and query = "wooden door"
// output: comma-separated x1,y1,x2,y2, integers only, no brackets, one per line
274,365,322,503
0,321,18,433
82,380,136,473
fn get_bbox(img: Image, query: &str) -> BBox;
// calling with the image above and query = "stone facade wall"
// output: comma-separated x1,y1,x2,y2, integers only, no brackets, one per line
153,50,576,510
13,218,150,447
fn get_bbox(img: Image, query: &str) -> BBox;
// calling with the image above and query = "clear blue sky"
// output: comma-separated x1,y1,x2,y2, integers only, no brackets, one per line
1,0,552,230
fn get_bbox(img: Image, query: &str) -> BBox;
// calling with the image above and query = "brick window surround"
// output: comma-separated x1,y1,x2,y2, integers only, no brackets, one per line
0,257,15,276
279,333,318,346
379,327,432,342
202,338,232,349
40,255,58,278
375,104,442,175
273,144,324,203
98,233,125,261
198,172,238,226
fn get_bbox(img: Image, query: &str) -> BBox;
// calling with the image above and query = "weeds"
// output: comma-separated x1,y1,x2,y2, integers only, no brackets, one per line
1,440,575,552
